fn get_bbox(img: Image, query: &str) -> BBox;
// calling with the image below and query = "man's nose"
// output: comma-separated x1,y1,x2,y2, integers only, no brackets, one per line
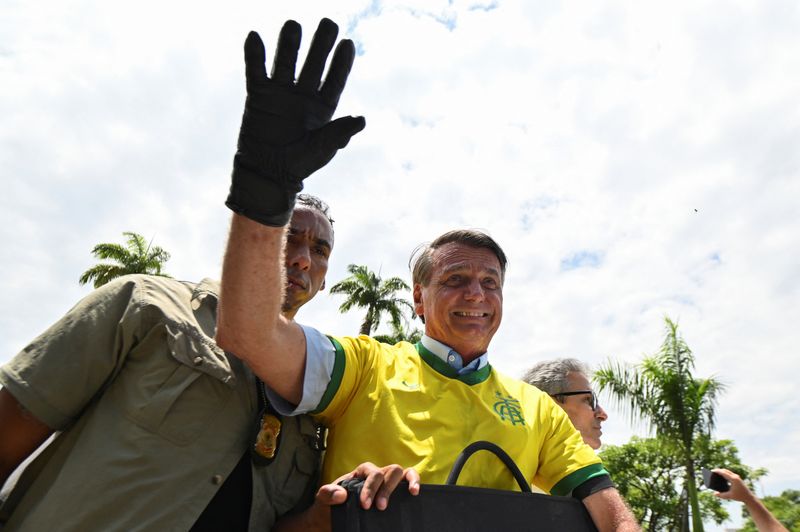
463,278,485,301
595,404,608,422
288,245,311,270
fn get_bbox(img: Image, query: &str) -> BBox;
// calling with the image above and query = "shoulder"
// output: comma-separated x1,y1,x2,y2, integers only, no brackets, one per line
130,274,199,303
83,274,194,308
325,336,419,377
329,335,415,354
100,276,220,339
114,275,216,316
491,368,548,398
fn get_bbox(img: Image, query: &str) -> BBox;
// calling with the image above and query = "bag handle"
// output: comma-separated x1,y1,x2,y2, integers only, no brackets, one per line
445,440,532,493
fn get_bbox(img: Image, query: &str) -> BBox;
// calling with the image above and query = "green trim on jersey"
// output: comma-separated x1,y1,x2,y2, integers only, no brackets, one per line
415,342,493,385
312,336,346,415
550,463,609,496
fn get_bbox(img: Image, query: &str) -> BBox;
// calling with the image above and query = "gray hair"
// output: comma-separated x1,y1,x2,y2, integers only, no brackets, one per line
409,229,508,287
522,358,591,395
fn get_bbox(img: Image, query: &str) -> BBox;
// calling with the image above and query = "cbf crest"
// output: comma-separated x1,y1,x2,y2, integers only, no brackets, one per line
493,391,525,426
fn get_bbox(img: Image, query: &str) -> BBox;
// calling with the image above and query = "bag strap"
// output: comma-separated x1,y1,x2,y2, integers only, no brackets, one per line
445,440,531,493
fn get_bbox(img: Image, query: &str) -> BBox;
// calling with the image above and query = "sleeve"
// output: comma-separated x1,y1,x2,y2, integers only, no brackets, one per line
265,324,336,415
533,395,608,496
310,335,378,426
0,277,146,430
266,334,375,423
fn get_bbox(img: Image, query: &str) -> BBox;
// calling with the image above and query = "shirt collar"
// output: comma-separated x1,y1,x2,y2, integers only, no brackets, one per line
420,335,489,375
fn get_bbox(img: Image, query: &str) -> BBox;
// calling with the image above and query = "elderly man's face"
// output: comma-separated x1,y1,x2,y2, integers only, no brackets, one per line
559,372,608,450
281,207,333,319
413,242,503,361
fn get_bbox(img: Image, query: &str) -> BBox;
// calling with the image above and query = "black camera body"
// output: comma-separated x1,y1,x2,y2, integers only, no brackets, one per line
702,468,730,492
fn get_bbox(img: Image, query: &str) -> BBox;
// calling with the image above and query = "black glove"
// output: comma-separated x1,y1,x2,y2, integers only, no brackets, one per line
226,18,366,226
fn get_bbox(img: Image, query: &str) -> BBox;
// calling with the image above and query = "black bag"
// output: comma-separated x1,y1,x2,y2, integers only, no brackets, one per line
331,441,598,531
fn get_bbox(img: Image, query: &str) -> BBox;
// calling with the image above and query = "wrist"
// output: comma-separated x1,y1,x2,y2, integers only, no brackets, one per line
226,162,299,227
303,500,331,531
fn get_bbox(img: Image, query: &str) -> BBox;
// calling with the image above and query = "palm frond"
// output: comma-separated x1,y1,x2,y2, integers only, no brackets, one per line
80,231,171,288
330,263,415,337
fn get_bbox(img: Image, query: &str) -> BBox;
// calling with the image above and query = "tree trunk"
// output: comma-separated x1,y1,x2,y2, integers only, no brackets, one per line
359,317,373,335
685,459,704,531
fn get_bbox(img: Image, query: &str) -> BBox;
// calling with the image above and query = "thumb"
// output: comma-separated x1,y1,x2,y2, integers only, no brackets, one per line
309,115,366,152
285,116,366,180
316,484,349,507
290,116,366,177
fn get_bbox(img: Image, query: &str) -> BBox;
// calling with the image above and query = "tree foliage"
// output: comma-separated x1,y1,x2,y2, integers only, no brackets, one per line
740,489,800,532
372,321,423,345
329,264,414,335
595,317,725,531
79,232,171,288
601,436,763,531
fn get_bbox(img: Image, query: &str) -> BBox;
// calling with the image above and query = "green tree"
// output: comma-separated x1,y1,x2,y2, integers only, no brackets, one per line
373,321,423,345
601,436,762,531
595,317,725,531
329,264,414,335
79,232,172,288
740,489,800,532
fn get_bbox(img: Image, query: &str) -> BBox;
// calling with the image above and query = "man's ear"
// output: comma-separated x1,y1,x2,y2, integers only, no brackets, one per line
320,278,326,291
413,284,424,319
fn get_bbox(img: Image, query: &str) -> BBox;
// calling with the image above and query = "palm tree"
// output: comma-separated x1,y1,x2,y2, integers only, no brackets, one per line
329,264,414,335
594,317,725,532
373,321,423,345
79,231,172,288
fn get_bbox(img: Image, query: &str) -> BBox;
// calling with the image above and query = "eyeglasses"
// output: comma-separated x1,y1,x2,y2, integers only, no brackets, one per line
550,390,599,412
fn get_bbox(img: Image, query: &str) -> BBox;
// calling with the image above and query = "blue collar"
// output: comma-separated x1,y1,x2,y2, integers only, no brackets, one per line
420,335,489,375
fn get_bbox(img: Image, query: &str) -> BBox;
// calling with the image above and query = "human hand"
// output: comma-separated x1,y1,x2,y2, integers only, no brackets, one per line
330,462,421,511
712,468,753,503
290,463,419,531
226,18,366,227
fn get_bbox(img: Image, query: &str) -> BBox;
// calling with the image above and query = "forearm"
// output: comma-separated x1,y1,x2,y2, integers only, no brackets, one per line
217,215,305,403
741,492,788,532
217,214,286,348
584,488,641,532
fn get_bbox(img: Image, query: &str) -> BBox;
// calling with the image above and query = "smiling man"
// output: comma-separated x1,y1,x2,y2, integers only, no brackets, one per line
523,358,609,450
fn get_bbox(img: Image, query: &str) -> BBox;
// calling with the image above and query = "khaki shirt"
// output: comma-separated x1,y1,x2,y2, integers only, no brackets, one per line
0,275,322,531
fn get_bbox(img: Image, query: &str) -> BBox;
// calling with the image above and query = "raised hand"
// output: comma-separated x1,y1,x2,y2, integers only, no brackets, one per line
226,18,366,227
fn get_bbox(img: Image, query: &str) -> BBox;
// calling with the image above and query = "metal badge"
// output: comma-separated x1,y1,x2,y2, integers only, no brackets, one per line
254,412,282,459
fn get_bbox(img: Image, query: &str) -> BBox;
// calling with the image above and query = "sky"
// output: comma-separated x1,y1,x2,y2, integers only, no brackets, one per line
1,0,798,527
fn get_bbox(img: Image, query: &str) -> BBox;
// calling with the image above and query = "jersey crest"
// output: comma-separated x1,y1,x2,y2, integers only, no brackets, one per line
492,391,525,426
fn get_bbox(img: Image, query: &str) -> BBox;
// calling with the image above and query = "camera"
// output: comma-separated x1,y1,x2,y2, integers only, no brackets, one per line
702,468,730,492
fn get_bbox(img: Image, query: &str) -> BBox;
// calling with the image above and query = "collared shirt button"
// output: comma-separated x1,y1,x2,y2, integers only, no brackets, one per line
211,474,223,485
193,356,203,366
448,355,456,362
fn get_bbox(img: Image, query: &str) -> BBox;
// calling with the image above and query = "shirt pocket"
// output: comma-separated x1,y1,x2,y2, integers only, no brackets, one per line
270,415,323,513
124,322,236,445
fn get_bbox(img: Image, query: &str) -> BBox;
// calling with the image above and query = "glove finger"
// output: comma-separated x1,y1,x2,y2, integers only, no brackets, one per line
312,115,366,151
290,116,366,177
244,31,268,87
271,20,301,84
320,39,355,108
297,18,338,92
